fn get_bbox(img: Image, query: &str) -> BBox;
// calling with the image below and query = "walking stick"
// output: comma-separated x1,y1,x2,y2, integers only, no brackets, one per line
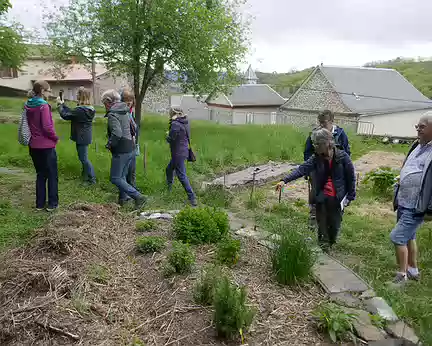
278,185,282,203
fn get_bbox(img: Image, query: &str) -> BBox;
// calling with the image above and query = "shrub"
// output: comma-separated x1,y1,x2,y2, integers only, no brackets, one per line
173,207,229,244
213,276,255,340
167,241,195,274
363,167,398,197
313,302,357,343
193,265,222,306
217,236,241,267
136,236,166,254
135,219,157,232
271,230,316,285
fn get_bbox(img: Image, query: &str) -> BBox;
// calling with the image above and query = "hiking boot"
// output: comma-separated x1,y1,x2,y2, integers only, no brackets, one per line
389,273,407,288
407,271,420,281
119,196,132,206
134,196,147,209
189,199,198,207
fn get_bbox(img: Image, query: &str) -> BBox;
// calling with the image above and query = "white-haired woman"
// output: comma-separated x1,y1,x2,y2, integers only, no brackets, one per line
166,107,197,206
102,89,146,208
276,128,356,251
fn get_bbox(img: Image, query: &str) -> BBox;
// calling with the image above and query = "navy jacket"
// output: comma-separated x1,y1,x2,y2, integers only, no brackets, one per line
283,149,356,203
58,104,95,145
304,126,351,161
167,117,190,161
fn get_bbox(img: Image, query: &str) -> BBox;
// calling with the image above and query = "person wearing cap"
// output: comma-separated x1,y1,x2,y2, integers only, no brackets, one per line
102,89,146,208
166,107,197,206
304,110,351,230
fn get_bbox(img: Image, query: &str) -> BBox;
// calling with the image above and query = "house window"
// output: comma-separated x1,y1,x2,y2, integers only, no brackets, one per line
270,112,277,125
246,112,253,124
0,67,17,78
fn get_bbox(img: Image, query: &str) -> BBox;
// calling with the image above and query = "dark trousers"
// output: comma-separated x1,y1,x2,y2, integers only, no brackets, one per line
110,152,141,202
29,148,59,209
166,159,196,202
127,153,136,188
308,177,317,229
76,144,96,183
316,196,342,247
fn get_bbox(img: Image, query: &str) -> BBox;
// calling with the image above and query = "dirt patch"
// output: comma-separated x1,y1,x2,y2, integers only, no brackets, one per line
354,151,404,177
0,203,326,345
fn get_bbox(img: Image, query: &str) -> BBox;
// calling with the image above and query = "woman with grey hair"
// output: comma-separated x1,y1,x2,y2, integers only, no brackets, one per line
166,106,197,206
276,128,356,251
102,89,146,208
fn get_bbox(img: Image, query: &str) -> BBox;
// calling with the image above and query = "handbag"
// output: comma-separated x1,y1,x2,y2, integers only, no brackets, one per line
184,125,196,162
18,109,31,146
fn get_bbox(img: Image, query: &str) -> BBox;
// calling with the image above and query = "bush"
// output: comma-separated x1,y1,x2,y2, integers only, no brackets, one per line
173,207,229,244
271,230,316,285
193,265,222,306
213,276,255,340
363,167,398,197
167,241,195,274
313,302,357,343
135,219,157,232
217,236,241,267
136,236,166,254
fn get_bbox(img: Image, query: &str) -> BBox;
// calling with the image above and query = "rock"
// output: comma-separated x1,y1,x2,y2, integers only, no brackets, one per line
385,321,419,345
235,228,270,240
343,308,386,342
257,239,276,249
368,340,404,346
330,292,361,308
360,289,377,300
365,297,398,322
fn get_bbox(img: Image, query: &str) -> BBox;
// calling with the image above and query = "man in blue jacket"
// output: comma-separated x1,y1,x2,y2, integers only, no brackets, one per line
276,128,356,251
304,110,351,230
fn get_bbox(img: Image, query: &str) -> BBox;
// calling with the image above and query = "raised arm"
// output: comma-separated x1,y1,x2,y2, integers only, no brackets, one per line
283,156,316,183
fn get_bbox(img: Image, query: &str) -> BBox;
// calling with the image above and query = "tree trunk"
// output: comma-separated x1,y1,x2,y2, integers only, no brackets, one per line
91,58,96,105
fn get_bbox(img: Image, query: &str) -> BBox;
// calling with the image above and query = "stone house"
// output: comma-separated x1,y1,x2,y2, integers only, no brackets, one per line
205,66,286,125
281,65,432,137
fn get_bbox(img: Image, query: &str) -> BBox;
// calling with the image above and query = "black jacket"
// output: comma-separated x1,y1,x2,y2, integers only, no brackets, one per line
283,149,356,203
58,104,95,145
166,116,190,161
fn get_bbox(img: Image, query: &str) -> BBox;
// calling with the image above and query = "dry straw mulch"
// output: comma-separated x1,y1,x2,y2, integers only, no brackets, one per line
0,203,326,345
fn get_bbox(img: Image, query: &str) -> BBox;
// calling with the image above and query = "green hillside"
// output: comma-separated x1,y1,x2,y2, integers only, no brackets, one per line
256,58,432,99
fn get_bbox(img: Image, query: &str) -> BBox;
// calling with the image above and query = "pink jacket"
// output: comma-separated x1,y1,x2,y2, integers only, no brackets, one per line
25,103,58,149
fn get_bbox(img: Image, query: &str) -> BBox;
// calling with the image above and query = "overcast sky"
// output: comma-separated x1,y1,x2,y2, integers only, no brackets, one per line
8,0,432,73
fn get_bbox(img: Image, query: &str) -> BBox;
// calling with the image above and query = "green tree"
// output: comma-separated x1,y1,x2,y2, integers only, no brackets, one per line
0,0,27,69
45,0,249,132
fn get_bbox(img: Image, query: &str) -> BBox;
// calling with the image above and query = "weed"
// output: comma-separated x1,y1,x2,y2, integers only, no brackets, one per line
194,265,222,306
71,289,91,316
363,167,398,197
130,336,146,346
199,184,234,208
246,190,266,210
136,236,166,254
313,302,357,343
173,207,229,244
213,276,255,340
135,219,157,232
369,313,387,329
87,264,110,284
271,229,316,285
167,241,195,274
217,236,241,267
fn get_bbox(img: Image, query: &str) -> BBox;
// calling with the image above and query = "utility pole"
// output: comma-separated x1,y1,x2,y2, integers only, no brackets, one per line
91,57,96,106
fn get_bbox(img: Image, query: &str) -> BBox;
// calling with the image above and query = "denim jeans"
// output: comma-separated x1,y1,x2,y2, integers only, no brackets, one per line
390,207,424,246
127,154,136,188
76,144,96,183
110,152,142,202
29,147,59,209
166,159,196,202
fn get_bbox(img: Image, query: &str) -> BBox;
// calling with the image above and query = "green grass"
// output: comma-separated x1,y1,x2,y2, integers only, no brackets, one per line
256,189,432,345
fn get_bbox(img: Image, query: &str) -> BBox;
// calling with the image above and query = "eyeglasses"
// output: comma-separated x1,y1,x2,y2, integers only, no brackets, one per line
415,124,427,130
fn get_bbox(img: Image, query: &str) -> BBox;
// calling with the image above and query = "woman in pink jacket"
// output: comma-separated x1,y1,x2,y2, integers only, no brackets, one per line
25,80,59,211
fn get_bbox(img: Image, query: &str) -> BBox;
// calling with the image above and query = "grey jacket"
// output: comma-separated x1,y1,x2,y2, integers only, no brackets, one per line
394,140,432,214
105,102,134,154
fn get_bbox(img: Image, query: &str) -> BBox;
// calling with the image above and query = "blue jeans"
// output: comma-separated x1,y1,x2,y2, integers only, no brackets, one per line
127,154,136,188
390,207,424,246
76,144,96,183
110,152,142,202
29,147,59,209
166,159,196,202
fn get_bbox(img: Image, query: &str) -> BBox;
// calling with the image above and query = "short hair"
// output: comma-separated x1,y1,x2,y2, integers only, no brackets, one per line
120,87,135,107
169,106,184,117
32,80,50,96
101,89,121,104
317,109,335,122
77,87,91,105
420,110,432,124
311,128,335,148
